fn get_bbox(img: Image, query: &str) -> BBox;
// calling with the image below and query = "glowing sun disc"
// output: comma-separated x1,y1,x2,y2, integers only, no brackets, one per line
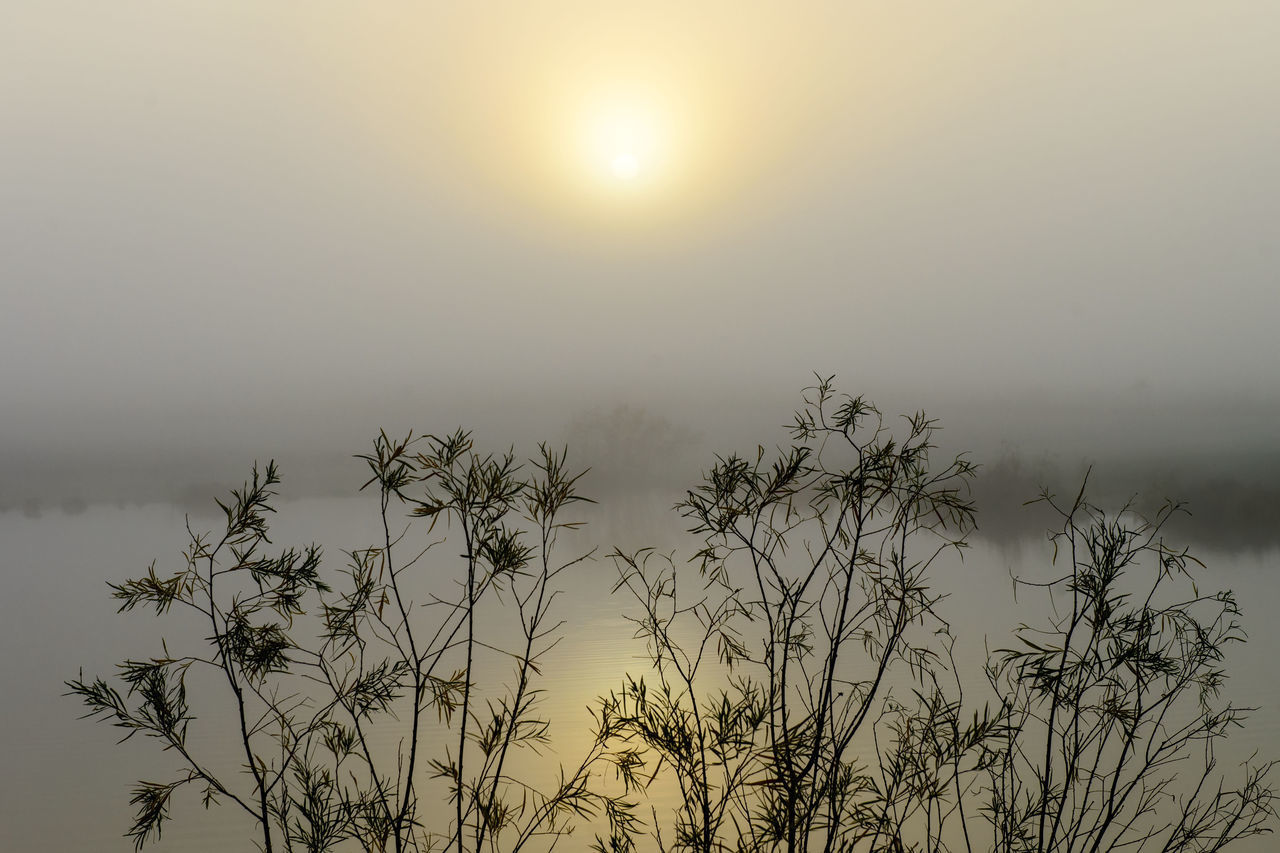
611,153,640,180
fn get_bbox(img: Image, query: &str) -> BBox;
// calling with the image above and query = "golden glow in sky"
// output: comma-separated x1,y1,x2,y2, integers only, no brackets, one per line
575,91,667,187
323,7,887,232
511,66,728,227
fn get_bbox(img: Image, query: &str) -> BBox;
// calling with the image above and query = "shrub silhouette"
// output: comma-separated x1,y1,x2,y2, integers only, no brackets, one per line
70,379,1276,852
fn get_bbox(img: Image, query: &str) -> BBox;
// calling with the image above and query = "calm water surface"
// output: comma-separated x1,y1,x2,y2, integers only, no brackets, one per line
4,496,1277,851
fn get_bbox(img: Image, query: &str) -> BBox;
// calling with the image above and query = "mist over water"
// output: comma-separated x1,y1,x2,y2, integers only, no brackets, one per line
6,388,1279,553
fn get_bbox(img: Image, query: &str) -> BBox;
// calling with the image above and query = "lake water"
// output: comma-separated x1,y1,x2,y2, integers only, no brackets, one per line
4,494,1278,852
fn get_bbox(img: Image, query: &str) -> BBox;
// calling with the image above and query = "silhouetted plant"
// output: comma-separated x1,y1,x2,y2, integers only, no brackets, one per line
591,379,1275,853
592,376,999,853
69,433,624,853
982,476,1277,853
68,462,330,852
322,430,624,853
69,379,1276,853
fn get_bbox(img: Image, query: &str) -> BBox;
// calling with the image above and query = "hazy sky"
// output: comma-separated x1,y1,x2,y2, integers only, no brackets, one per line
4,2,1279,485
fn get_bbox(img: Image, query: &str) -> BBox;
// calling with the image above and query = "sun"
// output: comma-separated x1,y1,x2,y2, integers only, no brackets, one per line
573,90,669,189
611,152,640,180
535,67,724,213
